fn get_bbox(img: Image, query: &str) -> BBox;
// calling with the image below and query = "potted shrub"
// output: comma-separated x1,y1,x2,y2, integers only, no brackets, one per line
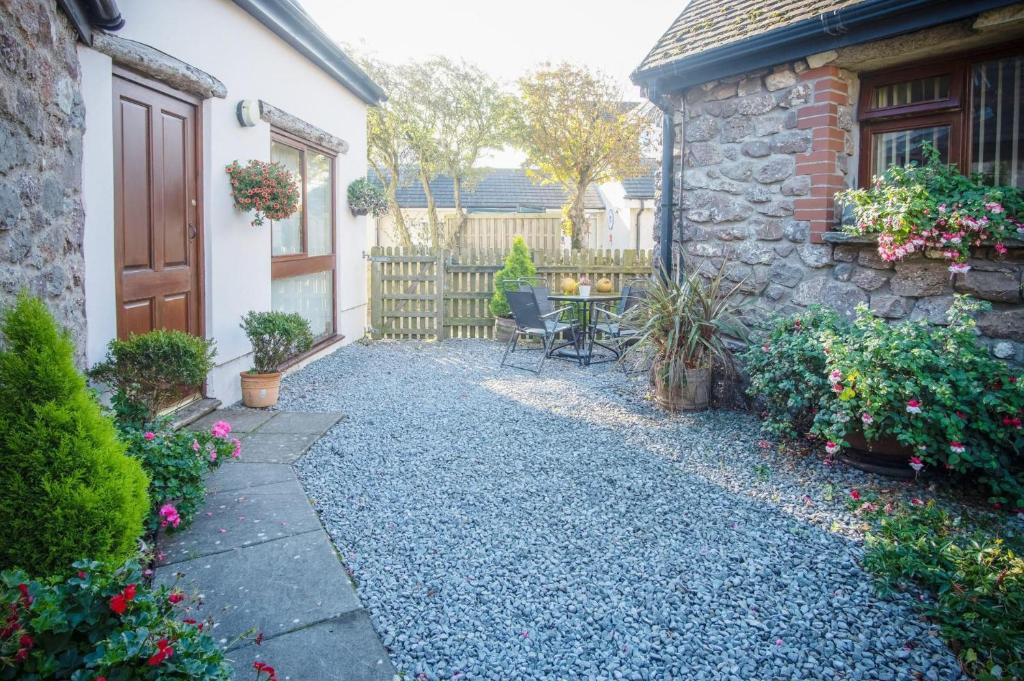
490,236,537,342
239,311,313,408
225,159,300,227
812,297,1024,506
89,329,216,426
836,143,1023,273
347,177,388,218
627,267,748,412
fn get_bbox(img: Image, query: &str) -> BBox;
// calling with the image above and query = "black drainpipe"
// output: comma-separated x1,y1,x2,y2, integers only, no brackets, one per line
656,93,676,281
84,0,124,30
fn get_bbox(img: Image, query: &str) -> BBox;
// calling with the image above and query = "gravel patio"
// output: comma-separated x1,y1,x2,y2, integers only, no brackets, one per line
280,341,964,681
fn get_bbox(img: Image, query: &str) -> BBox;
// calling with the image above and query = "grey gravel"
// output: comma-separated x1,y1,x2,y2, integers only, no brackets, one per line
280,340,966,680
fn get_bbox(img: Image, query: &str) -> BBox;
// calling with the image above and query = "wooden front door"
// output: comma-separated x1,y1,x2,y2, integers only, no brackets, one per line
113,74,202,338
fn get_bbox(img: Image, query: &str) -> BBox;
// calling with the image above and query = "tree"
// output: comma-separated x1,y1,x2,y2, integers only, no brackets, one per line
363,56,415,247
490,236,537,317
515,64,646,248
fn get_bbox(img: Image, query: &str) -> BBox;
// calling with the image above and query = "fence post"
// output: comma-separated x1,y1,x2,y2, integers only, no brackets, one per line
370,248,383,339
435,250,446,340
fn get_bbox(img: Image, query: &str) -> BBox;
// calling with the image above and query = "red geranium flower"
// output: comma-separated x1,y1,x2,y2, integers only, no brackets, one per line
109,594,127,615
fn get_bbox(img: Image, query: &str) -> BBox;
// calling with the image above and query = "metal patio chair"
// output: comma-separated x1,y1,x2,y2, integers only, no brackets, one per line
500,290,580,374
592,279,651,373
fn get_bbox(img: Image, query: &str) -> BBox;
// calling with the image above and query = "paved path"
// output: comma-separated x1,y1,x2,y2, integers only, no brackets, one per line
153,409,395,681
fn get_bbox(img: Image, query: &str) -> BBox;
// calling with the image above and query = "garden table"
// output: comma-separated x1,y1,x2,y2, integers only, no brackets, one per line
547,292,621,366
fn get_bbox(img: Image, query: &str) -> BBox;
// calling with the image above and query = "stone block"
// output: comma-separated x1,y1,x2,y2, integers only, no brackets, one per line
832,263,853,281
686,142,723,167
909,295,955,325
806,50,839,68
737,77,764,96
736,93,776,115
753,199,794,217
770,131,812,154
890,262,953,297
744,185,774,203
741,140,770,158
721,116,755,142
707,82,739,101
754,114,787,136
235,432,316,464
780,175,811,196
736,242,775,265
783,219,809,243
777,83,811,108
765,70,798,91
993,341,1016,360
978,308,1024,341
769,260,803,288
797,243,832,268
870,294,910,319
685,116,719,142
857,248,894,270
205,462,296,495
955,268,1021,303
849,267,890,291
792,277,868,317
764,284,788,301
721,161,753,182
753,219,784,241
258,411,344,435
775,242,796,257
754,157,795,184
715,224,752,241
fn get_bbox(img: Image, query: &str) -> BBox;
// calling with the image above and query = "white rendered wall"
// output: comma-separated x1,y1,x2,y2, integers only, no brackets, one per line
80,0,371,404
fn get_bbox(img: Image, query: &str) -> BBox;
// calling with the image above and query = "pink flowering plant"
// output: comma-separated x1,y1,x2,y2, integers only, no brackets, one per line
836,144,1024,272
225,159,300,227
811,297,1024,506
1,559,231,679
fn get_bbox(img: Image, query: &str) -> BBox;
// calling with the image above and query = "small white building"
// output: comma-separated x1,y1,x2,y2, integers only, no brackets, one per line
70,0,383,403
593,160,657,252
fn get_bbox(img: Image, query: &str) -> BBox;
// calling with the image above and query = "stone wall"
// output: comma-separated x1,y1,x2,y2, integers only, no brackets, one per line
0,0,87,358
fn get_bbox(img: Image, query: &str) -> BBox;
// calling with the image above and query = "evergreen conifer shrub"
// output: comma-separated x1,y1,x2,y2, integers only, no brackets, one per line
490,236,538,317
0,294,148,576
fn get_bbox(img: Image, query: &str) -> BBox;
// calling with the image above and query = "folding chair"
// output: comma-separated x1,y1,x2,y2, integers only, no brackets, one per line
500,290,580,374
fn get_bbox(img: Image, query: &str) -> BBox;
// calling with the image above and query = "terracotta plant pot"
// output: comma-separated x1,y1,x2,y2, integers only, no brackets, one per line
841,429,916,478
494,316,516,343
240,371,282,408
653,365,710,412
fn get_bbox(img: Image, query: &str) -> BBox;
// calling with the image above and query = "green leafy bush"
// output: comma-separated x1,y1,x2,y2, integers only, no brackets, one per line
89,330,216,426
859,499,1023,680
813,297,1024,506
0,294,149,577
0,559,232,679
240,311,313,374
121,420,240,534
837,143,1024,269
490,236,537,318
347,177,389,217
742,307,848,438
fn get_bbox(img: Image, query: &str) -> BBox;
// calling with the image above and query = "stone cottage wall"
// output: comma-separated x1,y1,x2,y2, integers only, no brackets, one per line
0,0,87,358
656,54,1024,358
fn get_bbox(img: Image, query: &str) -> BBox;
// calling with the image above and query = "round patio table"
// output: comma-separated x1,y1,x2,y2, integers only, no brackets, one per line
548,292,621,366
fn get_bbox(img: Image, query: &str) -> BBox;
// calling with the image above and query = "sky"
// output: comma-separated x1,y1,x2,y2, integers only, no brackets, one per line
300,0,684,98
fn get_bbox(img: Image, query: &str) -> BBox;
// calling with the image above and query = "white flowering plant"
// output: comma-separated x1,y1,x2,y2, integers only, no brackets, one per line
811,297,1024,507
836,144,1024,272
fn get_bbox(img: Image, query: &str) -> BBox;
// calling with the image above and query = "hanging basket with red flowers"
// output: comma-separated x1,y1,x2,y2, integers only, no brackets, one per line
225,160,300,227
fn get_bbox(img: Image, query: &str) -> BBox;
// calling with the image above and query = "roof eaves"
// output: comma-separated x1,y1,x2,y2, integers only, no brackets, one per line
232,0,386,105
632,0,1018,95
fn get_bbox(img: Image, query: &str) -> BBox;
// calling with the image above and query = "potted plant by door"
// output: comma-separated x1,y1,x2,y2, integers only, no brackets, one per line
490,236,537,342
239,311,313,408
627,267,748,412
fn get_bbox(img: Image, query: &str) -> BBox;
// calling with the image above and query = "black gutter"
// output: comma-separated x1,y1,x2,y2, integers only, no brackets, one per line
232,0,386,106
632,0,1018,93
656,95,675,281
57,0,123,44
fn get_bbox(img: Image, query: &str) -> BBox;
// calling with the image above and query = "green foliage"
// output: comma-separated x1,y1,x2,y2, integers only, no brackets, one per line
89,330,216,426
836,143,1024,266
0,294,148,577
742,307,849,438
813,297,1024,506
347,177,389,217
1,559,232,679
120,422,240,534
240,311,313,374
225,159,300,227
626,267,749,384
490,236,537,318
861,501,1023,680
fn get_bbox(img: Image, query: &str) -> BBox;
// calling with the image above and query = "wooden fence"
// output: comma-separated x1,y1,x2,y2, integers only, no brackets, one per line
452,214,563,254
368,246,653,340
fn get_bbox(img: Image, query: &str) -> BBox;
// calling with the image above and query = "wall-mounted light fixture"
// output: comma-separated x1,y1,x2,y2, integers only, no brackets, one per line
236,99,261,127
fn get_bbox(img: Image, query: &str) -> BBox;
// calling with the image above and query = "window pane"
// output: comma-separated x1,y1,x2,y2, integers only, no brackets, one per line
972,55,1023,187
872,126,950,178
873,75,950,109
270,142,303,256
306,152,332,256
271,270,333,340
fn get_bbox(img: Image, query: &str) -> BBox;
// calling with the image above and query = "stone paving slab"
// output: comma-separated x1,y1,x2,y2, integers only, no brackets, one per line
228,610,394,681
257,411,344,435
156,530,360,649
206,462,295,494
238,432,317,463
191,408,276,434
157,479,321,565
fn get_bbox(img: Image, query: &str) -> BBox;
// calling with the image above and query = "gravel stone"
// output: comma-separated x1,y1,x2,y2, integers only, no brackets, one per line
280,341,967,681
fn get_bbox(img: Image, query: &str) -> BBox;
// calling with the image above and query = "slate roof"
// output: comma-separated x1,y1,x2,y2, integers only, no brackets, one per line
373,168,604,212
622,159,658,200
635,0,865,76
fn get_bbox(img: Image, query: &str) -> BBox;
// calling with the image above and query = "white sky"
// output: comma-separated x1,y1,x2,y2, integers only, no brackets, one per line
298,0,684,167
